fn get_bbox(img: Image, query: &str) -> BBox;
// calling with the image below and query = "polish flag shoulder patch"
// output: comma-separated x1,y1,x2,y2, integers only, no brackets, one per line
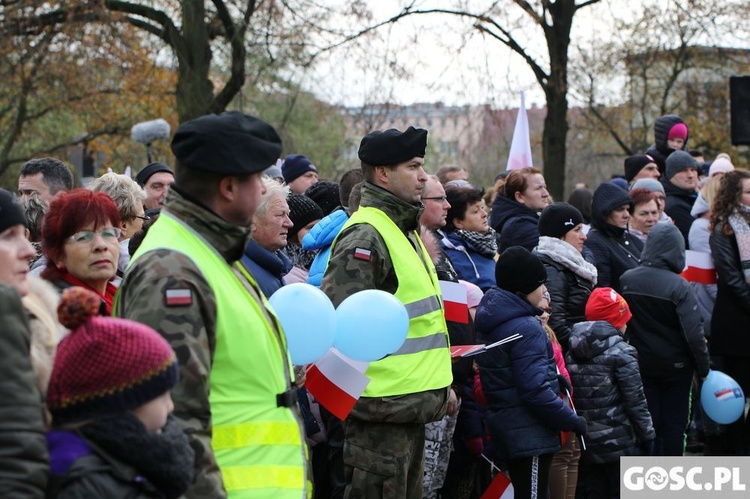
353,247,372,261
165,288,193,307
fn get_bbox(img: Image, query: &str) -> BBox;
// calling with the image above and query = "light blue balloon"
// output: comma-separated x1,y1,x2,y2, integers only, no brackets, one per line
701,370,745,425
269,283,336,365
334,290,410,362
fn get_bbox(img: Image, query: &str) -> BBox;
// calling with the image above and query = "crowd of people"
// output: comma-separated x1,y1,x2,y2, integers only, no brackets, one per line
0,110,748,499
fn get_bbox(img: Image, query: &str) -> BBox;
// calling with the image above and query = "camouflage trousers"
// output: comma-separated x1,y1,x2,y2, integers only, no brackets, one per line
342,417,426,499
422,401,460,498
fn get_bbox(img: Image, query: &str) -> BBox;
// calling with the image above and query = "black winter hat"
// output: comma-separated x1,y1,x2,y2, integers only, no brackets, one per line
538,203,584,239
287,195,323,242
665,150,698,180
305,181,341,216
592,182,632,220
358,126,427,166
171,112,282,175
495,246,547,295
282,154,317,184
135,162,173,187
623,155,655,182
0,189,26,234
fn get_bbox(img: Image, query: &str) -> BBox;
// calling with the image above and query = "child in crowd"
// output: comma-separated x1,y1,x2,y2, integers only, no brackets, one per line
566,287,655,499
45,287,194,498
475,246,586,499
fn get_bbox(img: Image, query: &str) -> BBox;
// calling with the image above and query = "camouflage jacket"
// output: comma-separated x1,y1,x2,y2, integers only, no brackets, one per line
320,182,448,424
115,187,298,498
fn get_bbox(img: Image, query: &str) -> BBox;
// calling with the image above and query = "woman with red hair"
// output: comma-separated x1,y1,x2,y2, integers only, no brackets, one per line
627,188,660,243
41,189,121,313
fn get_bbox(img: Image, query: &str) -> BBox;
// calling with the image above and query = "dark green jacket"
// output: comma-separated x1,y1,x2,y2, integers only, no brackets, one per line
0,283,49,498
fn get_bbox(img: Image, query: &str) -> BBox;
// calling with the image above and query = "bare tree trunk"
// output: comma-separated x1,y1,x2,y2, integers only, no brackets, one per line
175,1,213,122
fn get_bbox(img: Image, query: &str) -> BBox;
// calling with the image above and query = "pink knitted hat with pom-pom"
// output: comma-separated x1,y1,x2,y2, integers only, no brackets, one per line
47,287,178,422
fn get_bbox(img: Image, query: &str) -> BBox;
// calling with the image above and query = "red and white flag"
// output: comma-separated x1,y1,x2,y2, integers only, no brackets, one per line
481,470,514,499
440,280,469,324
506,91,533,171
305,348,370,421
680,250,716,285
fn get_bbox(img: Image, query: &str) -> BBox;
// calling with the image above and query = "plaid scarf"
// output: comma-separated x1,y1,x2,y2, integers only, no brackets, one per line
728,205,750,284
455,228,498,259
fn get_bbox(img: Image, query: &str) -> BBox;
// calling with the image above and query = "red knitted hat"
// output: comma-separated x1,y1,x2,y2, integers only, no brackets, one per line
585,287,632,329
47,287,179,422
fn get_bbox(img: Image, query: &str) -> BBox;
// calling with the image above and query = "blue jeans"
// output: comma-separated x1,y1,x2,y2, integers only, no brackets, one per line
642,371,694,456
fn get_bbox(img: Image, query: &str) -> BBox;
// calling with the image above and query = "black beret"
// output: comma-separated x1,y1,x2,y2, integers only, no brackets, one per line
495,246,547,296
171,112,282,175
358,126,428,166
135,162,173,187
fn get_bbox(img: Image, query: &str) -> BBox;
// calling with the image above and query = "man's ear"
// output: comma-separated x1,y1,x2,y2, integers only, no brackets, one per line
374,166,389,186
217,176,237,202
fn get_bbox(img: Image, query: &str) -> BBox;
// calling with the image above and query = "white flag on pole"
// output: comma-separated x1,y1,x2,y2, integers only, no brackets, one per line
506,91,533,171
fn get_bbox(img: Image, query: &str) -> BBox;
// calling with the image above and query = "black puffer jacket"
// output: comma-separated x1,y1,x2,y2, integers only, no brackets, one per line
709,223,750,357
566,321,655,464
535,253,594,352
620,223,710,378
645,114,688,174
584,183,642,292
489,194,540,253
662,179,697,248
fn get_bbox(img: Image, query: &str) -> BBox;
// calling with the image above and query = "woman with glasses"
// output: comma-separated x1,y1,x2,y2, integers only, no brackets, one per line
41,189,121,313
89,172,148,276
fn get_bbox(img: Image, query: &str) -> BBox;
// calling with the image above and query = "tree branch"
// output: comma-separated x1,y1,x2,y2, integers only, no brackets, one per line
104,0,183,51
210,0,257,113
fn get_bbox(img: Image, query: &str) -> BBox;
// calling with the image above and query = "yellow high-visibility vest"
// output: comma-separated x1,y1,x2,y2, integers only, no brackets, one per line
338,206,452,396
127,212,308,498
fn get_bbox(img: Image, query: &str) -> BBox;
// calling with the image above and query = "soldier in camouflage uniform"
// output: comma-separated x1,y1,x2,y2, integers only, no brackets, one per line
321,127,453,498
116,112,308,498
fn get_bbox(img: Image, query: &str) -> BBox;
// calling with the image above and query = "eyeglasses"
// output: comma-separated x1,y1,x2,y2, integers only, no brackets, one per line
67,228,122,244
422,195,448,202
135,214,151,222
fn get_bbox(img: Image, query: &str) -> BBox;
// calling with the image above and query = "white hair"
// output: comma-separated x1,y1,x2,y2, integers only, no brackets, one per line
88,172,147,221
255,175,291,217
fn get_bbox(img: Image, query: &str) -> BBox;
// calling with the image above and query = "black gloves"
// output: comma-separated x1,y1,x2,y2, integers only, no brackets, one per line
557,374,573,395
573,417,588,437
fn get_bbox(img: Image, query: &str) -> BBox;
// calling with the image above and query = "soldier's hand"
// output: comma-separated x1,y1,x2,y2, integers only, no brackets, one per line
447,388,459,416
294,365,306,387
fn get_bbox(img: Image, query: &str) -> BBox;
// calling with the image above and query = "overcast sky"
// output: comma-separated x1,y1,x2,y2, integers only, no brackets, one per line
303,0,746,109
305,0,613,108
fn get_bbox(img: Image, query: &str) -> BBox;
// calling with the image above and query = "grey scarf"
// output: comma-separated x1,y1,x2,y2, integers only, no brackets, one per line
535,236,597,285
